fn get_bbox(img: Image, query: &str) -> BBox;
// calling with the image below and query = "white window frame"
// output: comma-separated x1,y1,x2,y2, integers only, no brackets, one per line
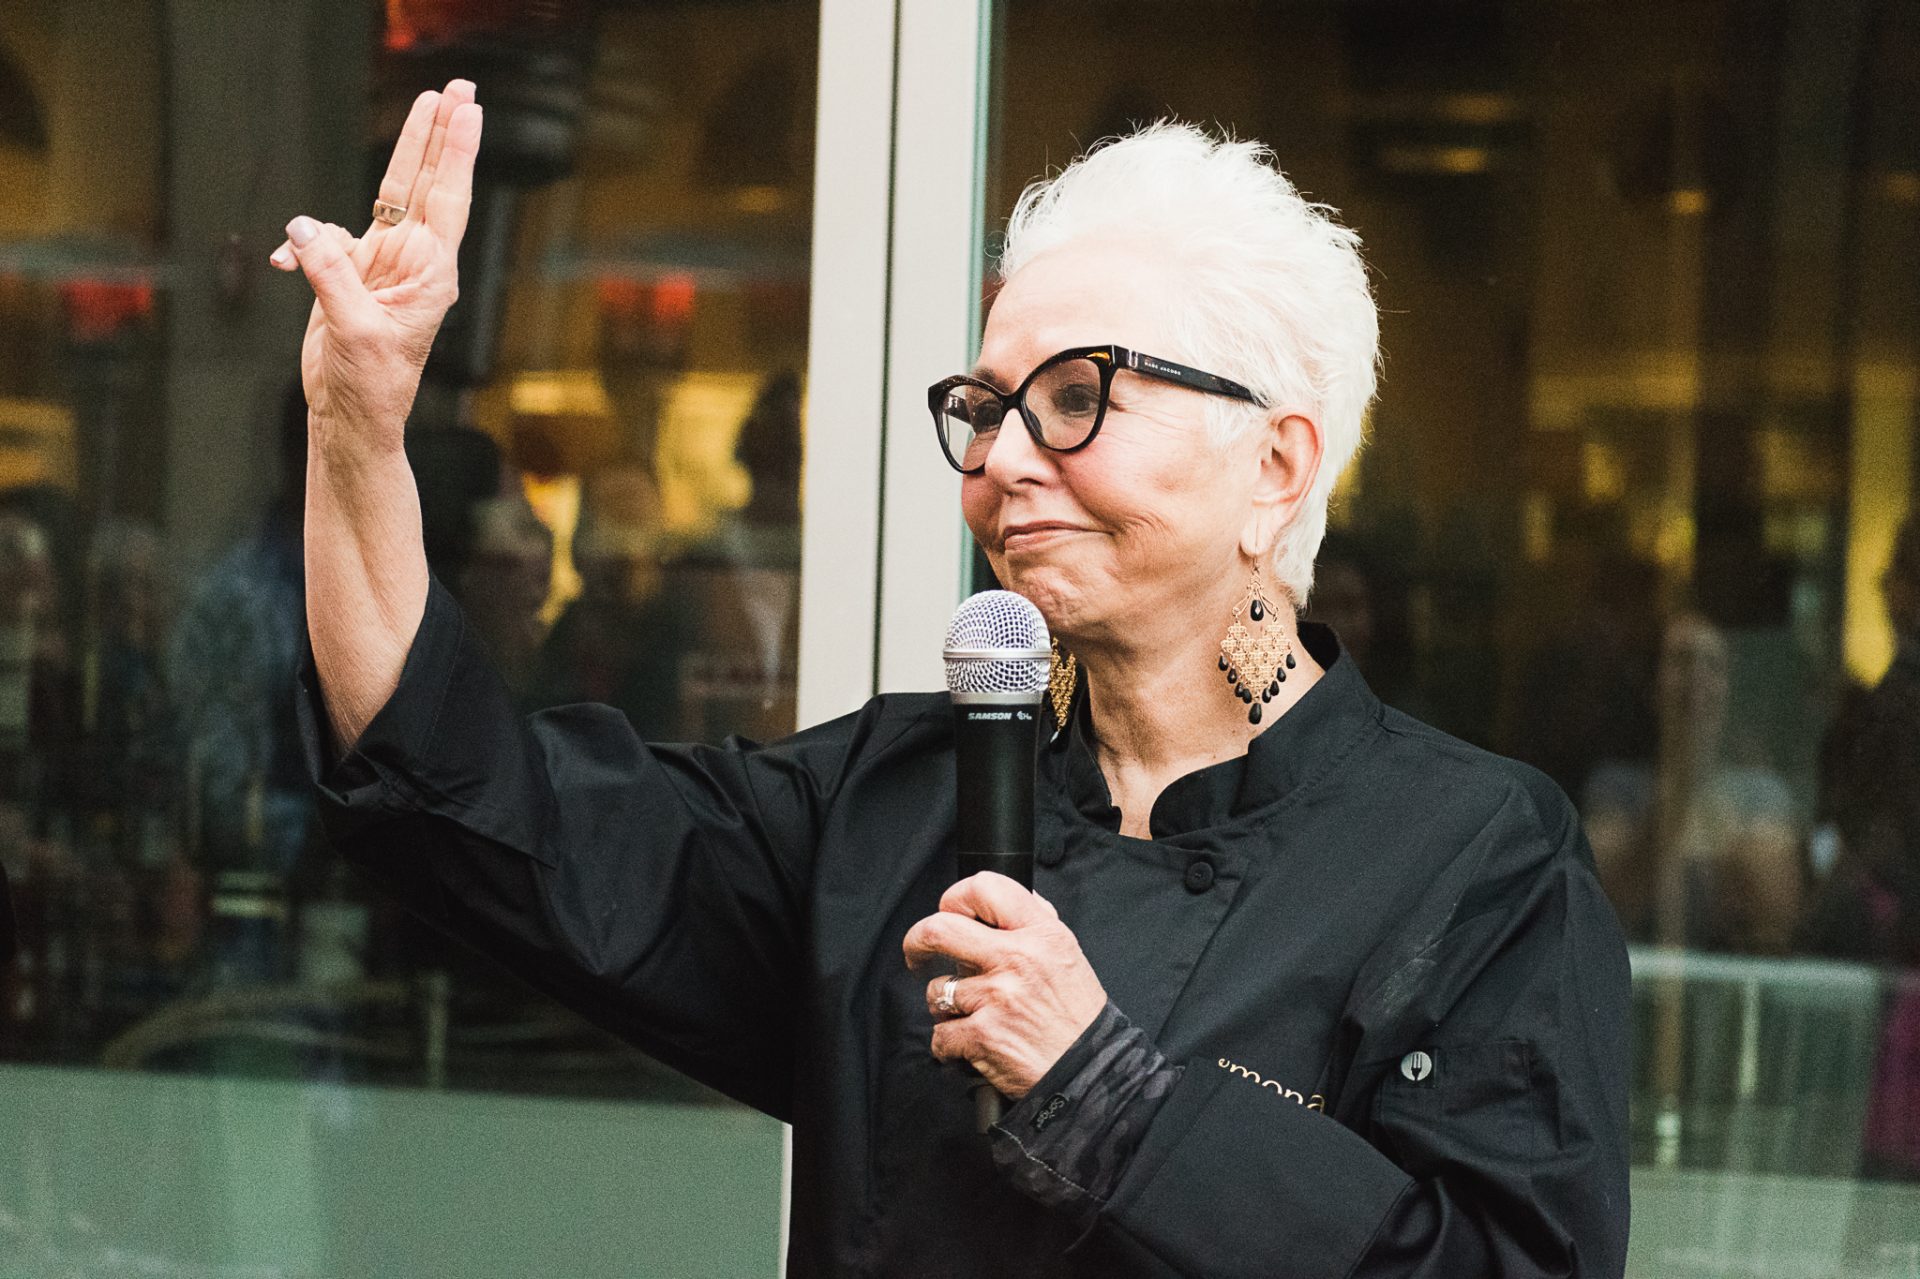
799,0,989,731
791,0,990,1263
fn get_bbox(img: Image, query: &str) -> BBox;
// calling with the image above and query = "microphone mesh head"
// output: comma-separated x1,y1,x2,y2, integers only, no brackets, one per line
943,591,1051,695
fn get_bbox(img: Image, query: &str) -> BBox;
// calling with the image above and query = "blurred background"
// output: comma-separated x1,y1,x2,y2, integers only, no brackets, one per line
2,0,1918,1275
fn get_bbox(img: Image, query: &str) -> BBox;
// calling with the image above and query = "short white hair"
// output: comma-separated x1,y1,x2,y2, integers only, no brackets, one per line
996,121,1379,607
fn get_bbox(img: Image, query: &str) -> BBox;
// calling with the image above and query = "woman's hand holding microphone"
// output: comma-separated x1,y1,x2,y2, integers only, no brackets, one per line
904,872,1108,1100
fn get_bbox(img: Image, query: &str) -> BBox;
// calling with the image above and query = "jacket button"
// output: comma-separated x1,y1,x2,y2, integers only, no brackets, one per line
1037,843,1065,869
1183,859,1215,893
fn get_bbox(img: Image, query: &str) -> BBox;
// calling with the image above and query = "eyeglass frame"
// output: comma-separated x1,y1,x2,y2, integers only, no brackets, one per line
927,344,1262,475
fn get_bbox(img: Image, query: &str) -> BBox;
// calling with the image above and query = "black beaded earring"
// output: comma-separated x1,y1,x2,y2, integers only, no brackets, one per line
1216,564,1296,726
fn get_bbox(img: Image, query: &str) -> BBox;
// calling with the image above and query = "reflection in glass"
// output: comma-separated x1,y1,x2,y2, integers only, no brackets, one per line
0,2,817,1106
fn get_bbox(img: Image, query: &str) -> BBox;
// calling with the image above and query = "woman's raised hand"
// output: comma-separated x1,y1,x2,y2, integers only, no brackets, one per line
271,80,482,451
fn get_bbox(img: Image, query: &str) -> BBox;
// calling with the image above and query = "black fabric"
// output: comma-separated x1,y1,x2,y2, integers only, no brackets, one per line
299,575,1632,1277
991,1000,1181,1230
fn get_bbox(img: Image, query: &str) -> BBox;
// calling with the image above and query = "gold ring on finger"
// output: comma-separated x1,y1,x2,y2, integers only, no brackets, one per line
372,199,408,225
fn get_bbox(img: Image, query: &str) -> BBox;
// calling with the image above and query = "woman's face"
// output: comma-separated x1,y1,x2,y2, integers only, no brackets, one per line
962,239,1259,646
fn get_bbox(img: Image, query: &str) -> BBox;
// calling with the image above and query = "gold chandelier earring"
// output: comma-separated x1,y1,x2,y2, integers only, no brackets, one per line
1048,637,1079,731
1218,564,1295,726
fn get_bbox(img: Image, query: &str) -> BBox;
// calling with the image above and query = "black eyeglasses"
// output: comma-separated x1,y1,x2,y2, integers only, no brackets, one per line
928,344,1261,474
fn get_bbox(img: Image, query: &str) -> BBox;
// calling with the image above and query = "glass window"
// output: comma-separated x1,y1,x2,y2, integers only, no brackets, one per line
983,0,1920,1270
0,2,814,1271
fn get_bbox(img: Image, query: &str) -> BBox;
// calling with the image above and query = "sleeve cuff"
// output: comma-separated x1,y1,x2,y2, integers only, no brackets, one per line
295,574,554,862
989,1001,1181,1230
297,573,464,792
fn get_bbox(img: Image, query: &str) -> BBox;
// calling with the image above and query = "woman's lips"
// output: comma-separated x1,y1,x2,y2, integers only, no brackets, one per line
1002,524,1085,551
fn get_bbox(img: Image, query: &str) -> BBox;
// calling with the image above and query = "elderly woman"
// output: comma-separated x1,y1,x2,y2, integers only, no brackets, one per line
277,81,1630,1277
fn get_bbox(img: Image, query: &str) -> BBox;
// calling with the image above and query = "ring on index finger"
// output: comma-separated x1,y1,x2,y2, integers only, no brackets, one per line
935,976,961,1016
372,199,408,225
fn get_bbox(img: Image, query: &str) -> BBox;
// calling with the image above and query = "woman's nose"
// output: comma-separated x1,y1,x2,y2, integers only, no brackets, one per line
980,408,1052,484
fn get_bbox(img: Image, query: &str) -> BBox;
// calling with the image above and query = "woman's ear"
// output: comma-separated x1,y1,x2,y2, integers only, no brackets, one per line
1240,410,1323,560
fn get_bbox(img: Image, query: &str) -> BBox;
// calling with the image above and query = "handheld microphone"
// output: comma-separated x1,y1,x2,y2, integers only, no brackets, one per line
943,591,1050,1132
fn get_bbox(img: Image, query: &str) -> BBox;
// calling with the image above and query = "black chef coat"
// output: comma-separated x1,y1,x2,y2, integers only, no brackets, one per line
300,576,1631,1277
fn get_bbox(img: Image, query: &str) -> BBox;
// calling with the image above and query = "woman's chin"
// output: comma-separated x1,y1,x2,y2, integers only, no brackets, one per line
999,566,1081,626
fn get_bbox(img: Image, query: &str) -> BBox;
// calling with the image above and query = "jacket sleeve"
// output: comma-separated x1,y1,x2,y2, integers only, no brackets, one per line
297,574,863,1120
1089,780,1633,1278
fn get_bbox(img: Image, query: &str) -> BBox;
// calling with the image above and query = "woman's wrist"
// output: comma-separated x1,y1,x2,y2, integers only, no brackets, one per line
308,408,408,460
988,1001,1182,1228
305,419,414,498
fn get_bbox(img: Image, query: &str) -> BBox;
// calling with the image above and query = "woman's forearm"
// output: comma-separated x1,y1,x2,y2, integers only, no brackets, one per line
304,424,429,754
278,82,481,754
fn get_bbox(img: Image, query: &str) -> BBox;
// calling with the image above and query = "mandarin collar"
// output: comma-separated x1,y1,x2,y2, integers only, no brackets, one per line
1045,621,1381,840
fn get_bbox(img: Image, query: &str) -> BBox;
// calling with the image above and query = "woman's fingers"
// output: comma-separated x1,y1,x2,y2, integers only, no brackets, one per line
939,872,1055,928
283,216,375,328
374,89,444,221
407,80,476,216
422,103,482,244
925,973,983,1018
902,910,1005,974
272,80,475,278
270,223,360,273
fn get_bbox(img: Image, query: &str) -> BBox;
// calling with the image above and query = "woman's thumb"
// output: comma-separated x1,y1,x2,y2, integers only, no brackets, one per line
285,216,374,323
